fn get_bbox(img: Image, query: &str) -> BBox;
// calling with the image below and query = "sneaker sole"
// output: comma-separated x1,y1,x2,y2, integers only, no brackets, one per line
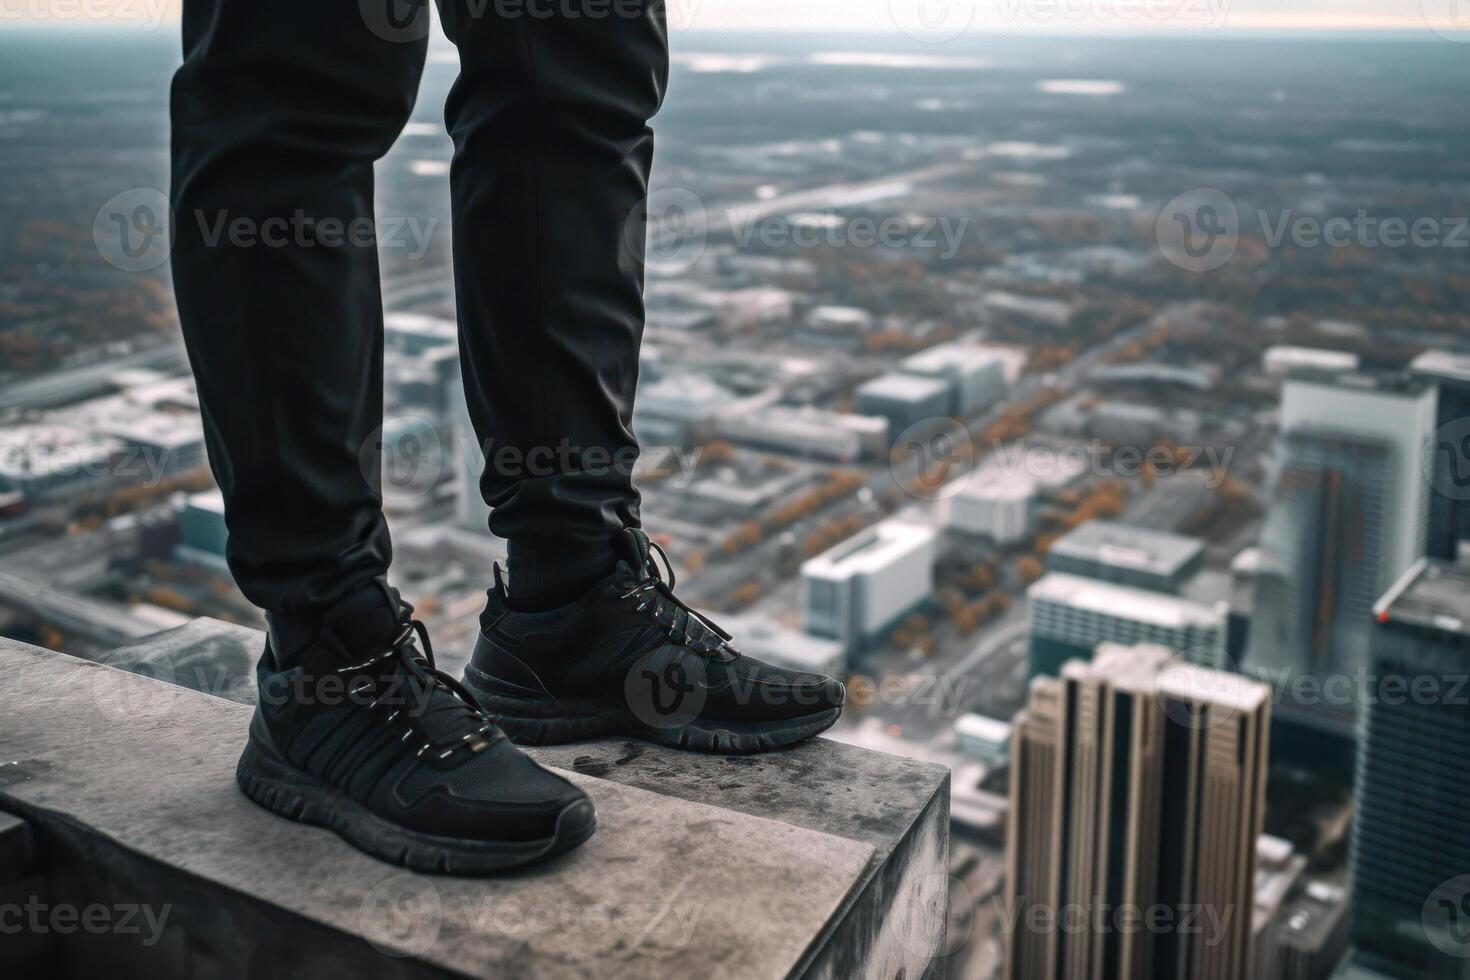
462,665,842,754
235,738,595,875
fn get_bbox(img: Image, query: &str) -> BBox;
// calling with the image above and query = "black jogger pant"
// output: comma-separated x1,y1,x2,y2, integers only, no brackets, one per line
170,0,665,636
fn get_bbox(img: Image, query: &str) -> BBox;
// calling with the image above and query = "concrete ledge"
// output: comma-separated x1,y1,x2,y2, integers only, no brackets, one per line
0,622,949,977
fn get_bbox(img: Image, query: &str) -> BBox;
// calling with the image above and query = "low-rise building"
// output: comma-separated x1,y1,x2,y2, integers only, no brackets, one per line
949,472,1037,544
855,374,952,441
719,406,888,462
1026,572,1230,677
953,713,1010,767
802,521,936,652
1263,346,1360,378
1046,520,1205,593
899,343,1008,417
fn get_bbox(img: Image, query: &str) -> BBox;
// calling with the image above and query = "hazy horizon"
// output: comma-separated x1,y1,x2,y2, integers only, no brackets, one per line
0,0,1459,39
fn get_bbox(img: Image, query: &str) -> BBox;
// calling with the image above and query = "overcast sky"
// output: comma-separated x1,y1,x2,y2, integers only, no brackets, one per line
0,0,1452,35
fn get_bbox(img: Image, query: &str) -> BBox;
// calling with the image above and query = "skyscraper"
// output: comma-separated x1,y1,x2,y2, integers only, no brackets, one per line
1410,350,1470,563
1004,643,1271,980
1347,559,1470,978
1249,371,1437,735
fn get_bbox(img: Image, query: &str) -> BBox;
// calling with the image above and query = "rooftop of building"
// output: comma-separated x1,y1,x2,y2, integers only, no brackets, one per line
1064,641,1176,692
1049,520,1204,578
954,470,1037,501
1374,558,1470,638
1155,660,1270,712
0,622,950,977
802,520,936,579
973,442,1088,492
383,310,458,339
1028,572,1227,629
1263,345,1361,372
1283,366,1433,399
900,343,1006,374
953,712,1012,744
184,489,225,514
1410,348,1470,385
855,372,952,402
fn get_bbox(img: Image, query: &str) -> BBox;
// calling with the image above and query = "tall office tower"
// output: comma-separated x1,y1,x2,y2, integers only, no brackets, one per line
1411,350,1470,562
1026,572,1230,677
1005,643,1271,980
1345,559,1470,978
1248,371,1437,735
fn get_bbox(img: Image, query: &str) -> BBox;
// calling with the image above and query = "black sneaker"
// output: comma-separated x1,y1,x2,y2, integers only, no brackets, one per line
462,529,845,754
236,581,595,874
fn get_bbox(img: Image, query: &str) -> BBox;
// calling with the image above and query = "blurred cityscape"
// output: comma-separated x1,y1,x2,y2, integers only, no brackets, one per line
3,26,1470,979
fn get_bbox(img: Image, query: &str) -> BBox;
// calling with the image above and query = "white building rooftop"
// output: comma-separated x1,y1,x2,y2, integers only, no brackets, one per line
856,373,951,403
1028,572,1226,630
804,521,936,580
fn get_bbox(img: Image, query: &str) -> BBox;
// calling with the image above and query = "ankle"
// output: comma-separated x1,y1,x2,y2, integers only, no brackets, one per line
506,538,617,612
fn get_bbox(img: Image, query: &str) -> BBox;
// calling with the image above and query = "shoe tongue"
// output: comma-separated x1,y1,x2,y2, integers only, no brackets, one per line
319,581,404,654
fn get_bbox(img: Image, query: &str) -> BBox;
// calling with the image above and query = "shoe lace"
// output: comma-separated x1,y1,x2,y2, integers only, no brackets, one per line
334,616,494,762
620,538,736,657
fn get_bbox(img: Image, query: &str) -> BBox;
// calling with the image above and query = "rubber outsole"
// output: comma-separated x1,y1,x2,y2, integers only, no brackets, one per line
235,739,594,875
462,665,842,754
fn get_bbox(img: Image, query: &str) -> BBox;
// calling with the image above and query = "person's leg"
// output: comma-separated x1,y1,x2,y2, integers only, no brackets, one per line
440,2,844,753
170,0,426,660
437,0,667,608
171,2,596,871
